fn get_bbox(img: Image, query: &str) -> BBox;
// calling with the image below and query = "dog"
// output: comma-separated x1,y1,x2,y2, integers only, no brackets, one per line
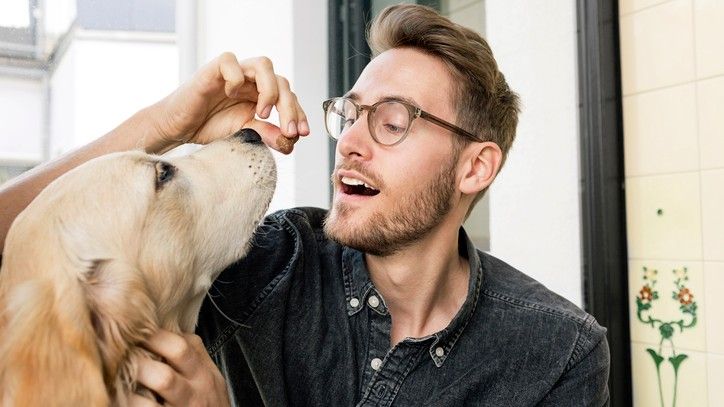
0,129,276,406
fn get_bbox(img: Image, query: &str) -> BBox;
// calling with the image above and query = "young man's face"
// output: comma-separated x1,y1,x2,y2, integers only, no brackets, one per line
324,47,463,256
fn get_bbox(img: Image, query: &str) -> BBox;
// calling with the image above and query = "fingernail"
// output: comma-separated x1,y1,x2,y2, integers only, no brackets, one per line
299,120,309,135
287,121,298,136
262,105,272,118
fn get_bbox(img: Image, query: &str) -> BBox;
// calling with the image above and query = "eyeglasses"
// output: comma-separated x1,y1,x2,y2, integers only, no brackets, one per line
322,97,483,146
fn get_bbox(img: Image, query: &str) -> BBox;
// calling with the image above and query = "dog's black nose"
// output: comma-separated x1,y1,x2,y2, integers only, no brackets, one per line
232,128,263,144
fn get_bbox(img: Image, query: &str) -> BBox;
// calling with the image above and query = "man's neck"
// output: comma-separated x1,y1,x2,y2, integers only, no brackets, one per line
365,220,470,347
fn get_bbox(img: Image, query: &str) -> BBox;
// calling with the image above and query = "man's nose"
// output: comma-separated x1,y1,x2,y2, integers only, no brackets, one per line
337,117,373,158
232,128,263,144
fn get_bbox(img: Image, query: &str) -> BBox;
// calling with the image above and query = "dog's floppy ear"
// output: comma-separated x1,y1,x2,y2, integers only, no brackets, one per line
81,259,158,398
0,279,109,406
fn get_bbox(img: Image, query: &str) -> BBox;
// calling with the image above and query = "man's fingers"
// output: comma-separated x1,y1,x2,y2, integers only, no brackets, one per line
275,75,300,137
241,56,279,118
135,331,230,406
225,54,309,141
182,333,210,367
218,52,246,98
297,105,310,136
127,393,161,407
274,74,310,139
136,358,191,405
186,53,307,153
143,330,200,377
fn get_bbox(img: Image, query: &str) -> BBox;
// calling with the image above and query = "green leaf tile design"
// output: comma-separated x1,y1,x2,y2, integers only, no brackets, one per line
636,266,698,407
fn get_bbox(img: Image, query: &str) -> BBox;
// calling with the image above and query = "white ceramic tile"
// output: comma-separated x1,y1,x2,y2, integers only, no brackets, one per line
629,260,706,351
708,353,724,407
697,76,724,170
694,0,724,78
631,342,708,407
619,0,696,95
701,169,724,261
704,262,724,354
626,173,703,260
620,0,672,15
623,84,699,176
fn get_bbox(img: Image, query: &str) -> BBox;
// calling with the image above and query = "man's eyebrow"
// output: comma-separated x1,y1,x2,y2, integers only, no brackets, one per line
379,95,421,108
342,92,421,108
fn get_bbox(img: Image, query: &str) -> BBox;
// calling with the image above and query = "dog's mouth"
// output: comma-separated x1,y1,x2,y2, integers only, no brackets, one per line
340,176,380,196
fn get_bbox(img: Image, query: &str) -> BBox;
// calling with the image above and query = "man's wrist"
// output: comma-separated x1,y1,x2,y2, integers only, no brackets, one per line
136,101,179,155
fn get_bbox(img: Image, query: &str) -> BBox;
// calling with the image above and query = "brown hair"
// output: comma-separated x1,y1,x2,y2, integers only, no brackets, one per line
368,4,520,218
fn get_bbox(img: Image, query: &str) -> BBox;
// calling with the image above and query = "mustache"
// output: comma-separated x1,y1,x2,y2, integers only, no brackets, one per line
331,161,386,190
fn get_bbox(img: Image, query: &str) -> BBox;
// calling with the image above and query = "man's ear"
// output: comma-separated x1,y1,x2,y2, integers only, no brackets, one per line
458,141,503,195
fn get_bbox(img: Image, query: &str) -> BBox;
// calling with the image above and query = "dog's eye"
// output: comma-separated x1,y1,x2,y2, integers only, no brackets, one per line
155,161,176,189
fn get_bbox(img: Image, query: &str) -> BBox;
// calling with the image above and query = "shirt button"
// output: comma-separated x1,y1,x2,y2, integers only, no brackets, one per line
435,347,445,357
370,357,383,371
368,295,380,308
350,298,360,308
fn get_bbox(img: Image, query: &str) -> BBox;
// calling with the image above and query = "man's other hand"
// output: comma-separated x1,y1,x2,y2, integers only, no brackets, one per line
130,330,230,407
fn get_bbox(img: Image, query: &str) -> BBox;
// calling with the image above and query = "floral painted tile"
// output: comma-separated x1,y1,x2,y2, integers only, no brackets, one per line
629,260,706,352
631,341,708,407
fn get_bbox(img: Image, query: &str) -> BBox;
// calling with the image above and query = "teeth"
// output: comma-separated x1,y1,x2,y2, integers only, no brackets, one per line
341,176,377,190
341,176,364,186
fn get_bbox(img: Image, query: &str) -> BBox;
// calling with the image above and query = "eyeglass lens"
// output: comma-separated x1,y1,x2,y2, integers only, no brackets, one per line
325,98,411,145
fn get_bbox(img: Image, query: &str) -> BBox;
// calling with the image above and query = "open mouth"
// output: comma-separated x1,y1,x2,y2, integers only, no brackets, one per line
340,176,380,196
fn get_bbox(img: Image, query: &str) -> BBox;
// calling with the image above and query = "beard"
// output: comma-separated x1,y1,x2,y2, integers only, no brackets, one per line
323,156,457,257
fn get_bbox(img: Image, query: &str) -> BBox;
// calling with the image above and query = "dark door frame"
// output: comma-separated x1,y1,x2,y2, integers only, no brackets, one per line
327,0,372,169
577,1,632,406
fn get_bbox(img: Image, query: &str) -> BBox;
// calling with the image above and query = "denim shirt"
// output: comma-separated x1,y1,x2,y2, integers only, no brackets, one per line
195,207,610,406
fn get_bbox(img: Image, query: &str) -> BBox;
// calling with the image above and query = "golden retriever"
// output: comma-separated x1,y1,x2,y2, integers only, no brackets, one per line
0,129,276,406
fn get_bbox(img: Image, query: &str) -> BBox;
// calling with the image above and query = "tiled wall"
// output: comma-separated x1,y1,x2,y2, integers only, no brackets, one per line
619,0,724,405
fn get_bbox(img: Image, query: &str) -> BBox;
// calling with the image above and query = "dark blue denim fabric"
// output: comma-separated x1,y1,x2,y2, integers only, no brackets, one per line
196,207,610,406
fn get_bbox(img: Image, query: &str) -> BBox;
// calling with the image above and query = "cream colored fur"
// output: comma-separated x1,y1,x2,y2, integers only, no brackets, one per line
0,135,276,406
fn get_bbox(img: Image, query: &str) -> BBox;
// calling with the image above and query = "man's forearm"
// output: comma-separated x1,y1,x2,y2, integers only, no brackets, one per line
0,103,169,251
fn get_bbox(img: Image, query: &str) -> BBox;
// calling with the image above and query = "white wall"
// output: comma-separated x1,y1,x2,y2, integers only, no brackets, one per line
486,0,583,306
196,0,329,212
0,76,45,164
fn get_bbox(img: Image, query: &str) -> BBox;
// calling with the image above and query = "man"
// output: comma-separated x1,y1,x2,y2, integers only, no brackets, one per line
0,4,609,406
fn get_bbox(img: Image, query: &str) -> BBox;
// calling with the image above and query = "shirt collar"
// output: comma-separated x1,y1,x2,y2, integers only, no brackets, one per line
341,227,484,367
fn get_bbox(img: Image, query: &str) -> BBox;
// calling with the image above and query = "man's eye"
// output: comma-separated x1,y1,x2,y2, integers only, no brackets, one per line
155,161,176,189
384,123,406,134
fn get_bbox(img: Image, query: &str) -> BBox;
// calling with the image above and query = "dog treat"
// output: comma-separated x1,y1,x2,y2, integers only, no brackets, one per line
276,135,299,154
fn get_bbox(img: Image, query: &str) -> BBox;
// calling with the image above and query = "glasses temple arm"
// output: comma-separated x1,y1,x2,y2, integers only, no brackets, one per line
418,111,484,142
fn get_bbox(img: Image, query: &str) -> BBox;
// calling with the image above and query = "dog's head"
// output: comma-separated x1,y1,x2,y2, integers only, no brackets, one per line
0,129,276,404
